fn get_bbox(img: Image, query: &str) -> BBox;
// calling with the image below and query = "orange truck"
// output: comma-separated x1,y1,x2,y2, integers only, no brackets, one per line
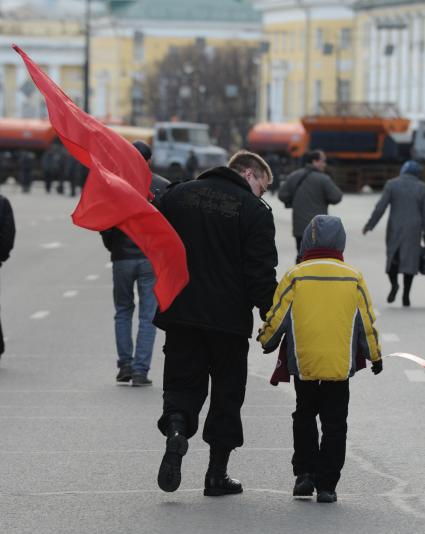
247,103,416,190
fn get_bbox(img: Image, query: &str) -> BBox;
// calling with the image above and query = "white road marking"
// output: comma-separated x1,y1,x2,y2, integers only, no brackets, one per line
29,221,38,227
85,274,99,281
382,333,400,343
41,242,62,249
30,310,50,320
105,262,112,269
62,290,78,298
404,370,425,382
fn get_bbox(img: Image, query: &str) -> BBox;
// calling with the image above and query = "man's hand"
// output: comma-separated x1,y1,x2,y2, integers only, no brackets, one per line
371,359,383,375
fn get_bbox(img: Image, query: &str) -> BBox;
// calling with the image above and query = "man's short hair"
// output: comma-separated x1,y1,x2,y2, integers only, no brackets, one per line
304,150,325,164
228,150,273,185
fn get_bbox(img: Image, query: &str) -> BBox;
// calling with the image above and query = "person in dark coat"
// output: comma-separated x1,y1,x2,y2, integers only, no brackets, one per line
154,150,278,496
363,160,425,307
0,194,16,357
100,140,170,386
278,150,343,259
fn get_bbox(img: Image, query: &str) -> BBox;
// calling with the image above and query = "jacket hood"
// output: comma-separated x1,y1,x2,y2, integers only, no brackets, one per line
400,160,422,178
300,215,346,256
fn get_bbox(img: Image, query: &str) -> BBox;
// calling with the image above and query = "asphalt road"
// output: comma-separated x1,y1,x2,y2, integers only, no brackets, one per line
0,181,424,534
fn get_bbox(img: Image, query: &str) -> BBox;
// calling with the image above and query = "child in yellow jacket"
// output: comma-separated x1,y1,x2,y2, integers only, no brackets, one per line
258,215,382,503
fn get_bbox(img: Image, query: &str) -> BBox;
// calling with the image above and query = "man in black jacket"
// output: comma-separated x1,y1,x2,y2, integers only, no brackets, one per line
0,194,16,357
155,150,278,496
101,141,169,386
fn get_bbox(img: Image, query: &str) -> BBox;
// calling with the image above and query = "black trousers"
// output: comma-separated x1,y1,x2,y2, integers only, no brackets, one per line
292,376,350,492
157,326,249,449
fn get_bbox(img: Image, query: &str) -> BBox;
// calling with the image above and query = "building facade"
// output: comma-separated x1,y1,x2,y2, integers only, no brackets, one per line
253,0,355,122
0,10,84,118
354,0,425,126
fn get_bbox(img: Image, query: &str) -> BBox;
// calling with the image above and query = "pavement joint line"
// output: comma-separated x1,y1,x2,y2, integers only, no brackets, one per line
0,414,293,420
0,447,293,455
404,369,425,382
85,274,99,281
0,488,368,498
29,310,51,320
382,333,400,342
62,290,78,298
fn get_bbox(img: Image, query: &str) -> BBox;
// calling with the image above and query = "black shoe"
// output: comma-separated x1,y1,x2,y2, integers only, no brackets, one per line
387,284,399,303
132,374,152,387
402,294,410,307
317,490,337,503
293,473,315,497
204,473,243,496
116,365,132,383
157,432,188,492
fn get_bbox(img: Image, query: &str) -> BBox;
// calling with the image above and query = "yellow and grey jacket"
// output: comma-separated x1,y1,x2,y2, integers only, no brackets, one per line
258,216,381,381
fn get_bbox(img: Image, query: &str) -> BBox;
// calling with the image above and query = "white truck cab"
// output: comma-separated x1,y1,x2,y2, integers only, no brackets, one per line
152,122,228,180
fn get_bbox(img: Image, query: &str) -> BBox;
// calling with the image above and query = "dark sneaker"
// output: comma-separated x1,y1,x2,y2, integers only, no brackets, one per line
402,294,410,307
132,374,152,387
158,433,188,492
116,365,132,383
317,490,337,503
204,474,243,497
293,473,315,497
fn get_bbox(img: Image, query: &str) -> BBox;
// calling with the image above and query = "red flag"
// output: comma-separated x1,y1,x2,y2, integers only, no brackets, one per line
13,44,189,311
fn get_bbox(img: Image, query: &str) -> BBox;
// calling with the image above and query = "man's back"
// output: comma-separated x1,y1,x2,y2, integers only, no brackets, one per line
281,165,343,237
155,166,277,337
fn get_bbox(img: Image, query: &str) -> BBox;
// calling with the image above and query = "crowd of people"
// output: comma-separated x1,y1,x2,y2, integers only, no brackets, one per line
1,144,425,504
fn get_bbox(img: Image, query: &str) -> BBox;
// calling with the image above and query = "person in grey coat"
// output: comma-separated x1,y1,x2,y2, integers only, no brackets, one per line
363,160,425,307
279,150,343,259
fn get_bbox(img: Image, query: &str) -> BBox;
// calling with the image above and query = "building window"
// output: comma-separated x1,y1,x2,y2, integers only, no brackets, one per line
338,79,351,103
340,28,352,49
314,79,322,113
315,29,323,50
134,31,144,62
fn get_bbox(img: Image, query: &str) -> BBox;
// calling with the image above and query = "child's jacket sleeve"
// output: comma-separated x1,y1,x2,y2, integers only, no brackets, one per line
258,271,294,353
357,275,381,362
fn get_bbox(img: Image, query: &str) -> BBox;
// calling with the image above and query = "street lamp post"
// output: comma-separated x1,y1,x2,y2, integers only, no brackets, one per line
83,0,92,113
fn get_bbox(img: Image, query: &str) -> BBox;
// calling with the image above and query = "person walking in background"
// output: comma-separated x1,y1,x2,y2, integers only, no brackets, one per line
101,140,170,387
18,150,34,193
0,193,16,358
41,142,63,193
278,150,343,260
258,215,382,504
363,160,425,307
154,150,278,496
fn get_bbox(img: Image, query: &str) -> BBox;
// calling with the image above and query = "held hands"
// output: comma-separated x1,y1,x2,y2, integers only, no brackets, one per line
371,359,383,375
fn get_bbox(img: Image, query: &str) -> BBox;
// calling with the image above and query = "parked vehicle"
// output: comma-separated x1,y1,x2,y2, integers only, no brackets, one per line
0,118,227,184
112,122,228,180
247,103,425,191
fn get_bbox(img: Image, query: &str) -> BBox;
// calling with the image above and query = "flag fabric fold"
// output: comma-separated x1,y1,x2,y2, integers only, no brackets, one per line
13,44,189,311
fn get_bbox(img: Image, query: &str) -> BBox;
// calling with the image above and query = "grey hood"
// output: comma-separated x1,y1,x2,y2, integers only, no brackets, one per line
300,215,346,256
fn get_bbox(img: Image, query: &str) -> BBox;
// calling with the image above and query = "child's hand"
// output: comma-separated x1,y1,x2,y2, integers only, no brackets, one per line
371,359,383,375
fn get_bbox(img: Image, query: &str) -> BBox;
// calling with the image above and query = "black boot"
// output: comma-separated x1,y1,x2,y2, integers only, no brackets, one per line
157,414,188,492
402,274,413,307
204,447,243,497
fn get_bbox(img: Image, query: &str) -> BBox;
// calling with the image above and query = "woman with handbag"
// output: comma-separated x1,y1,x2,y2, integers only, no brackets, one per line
363,160,425,306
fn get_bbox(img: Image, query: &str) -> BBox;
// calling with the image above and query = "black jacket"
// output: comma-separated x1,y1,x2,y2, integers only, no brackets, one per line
101,173,170,261
154,166,278,337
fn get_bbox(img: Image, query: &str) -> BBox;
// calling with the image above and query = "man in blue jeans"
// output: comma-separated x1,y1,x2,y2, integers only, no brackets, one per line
101,140,169,386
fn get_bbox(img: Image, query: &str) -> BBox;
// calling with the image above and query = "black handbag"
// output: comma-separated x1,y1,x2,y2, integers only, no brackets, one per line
419,246,425,275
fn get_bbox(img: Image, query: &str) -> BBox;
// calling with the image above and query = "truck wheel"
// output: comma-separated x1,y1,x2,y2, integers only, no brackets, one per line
168,163,184,181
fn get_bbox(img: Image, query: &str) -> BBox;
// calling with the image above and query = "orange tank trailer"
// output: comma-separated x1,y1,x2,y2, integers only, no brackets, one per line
0,118,56,150
247,122,307,158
